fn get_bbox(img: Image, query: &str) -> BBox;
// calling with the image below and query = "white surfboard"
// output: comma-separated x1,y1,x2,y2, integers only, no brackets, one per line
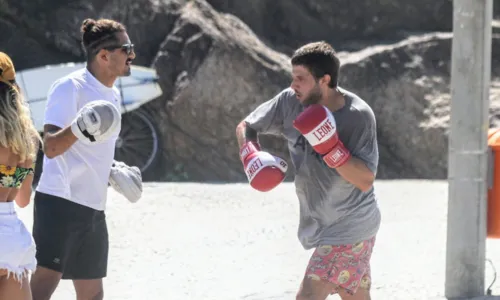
15,62,163,132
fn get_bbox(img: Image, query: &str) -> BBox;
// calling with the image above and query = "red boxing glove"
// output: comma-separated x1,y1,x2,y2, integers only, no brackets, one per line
293,104,351,168
239,141,288,192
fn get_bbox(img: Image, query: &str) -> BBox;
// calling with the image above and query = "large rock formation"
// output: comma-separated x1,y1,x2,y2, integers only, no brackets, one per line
339,33,500,179
151,1,500,181
205,0,500,54
205,0,454,54
0,0,186,70
1,0,500,182
151,0,292,181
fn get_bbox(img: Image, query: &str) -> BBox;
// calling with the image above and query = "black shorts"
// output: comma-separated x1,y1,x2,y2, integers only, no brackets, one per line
32,191,108,280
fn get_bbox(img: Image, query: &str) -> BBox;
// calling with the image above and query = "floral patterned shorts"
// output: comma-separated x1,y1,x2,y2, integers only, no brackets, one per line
304,236,376,295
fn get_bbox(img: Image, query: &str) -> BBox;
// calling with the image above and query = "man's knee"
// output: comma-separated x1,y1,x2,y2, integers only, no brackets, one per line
296,276,331,300
93,289,104,300
337,286,371,300
296,289,309,300
296,291,313,300
296,290,324,300
295,291,314,300
74,279,104,300
76,289,104,300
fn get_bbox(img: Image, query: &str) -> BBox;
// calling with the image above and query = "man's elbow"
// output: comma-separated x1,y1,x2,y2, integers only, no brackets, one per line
42,143,54,159
359,183,373,193
359,174,375,192
42,139,59,159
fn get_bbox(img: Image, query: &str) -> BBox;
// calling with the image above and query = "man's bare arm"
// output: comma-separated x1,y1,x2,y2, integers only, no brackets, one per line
42,124,78,158
335,157,375,192
236,121,259,148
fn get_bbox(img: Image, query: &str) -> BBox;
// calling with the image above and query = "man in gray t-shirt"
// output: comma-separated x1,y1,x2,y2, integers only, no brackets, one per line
236,42,380,300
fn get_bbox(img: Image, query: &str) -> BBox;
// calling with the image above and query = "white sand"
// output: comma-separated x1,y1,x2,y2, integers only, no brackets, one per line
15,180,500,299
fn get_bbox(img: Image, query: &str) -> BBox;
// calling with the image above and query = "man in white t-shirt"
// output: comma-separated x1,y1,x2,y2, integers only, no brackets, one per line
30,18,136,300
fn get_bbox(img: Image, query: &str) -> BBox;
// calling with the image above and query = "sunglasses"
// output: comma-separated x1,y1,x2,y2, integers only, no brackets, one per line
103,43,135,55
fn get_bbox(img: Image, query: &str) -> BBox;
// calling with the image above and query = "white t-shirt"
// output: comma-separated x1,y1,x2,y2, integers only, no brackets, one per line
36,67,121,211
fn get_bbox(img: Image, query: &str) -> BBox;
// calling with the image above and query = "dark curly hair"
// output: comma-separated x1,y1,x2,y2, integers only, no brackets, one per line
80,18,127,61
291,41,341,88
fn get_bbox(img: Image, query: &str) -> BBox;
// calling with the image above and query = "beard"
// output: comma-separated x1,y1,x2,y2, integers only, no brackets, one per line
115,63,131,77
121,66,131,77
109,59,132,77
302,84,322,106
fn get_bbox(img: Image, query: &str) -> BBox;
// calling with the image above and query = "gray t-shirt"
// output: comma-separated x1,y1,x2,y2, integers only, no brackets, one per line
244,87,381,249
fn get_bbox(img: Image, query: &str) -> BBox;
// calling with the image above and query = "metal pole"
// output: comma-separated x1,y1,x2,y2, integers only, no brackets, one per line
445,0,493,298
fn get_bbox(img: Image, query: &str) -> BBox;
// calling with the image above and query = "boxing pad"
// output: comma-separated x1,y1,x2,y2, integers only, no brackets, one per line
109,160,142,203
293,104,351,168
71,100,121,145
239,141,288,192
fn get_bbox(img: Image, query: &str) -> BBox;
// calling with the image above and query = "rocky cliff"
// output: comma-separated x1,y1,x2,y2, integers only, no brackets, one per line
1,0,499,181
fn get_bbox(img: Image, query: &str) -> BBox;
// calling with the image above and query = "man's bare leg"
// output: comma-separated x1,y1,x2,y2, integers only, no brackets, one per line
296,275,335,300
337,286,371,300
73,279,104,300
296,275,371,300
30,266,62,300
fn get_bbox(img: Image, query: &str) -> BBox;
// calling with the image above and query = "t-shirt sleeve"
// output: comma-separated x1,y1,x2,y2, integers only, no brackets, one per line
350,108,379,175
244,88,294,136
43,78,78,129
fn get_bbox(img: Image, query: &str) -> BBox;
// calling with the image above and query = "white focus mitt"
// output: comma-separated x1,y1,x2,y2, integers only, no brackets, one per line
71,100,121,145
109,160,143,203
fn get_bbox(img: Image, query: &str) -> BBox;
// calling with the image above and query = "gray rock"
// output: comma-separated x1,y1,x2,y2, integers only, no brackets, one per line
152,0,292,182
339,33,500,179
154,8,500,181
206,0,500,54
205,0,455,53
0,0,186,69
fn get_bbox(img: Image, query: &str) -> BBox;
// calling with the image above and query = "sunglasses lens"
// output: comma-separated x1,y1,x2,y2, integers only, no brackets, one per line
124,44,134,55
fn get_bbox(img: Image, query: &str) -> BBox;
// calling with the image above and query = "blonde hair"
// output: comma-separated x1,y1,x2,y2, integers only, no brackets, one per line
0,82,42,162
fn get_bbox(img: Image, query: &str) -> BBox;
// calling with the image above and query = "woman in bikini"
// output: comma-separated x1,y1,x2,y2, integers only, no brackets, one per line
0,51,42,300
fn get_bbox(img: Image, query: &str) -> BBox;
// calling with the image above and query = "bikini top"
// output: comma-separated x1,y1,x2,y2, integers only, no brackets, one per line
0,164,34,189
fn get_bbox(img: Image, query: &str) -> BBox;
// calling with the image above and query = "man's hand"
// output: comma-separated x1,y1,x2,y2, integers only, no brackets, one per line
236,120,287,192
293,104,375,192
109,160,143,203
293,104,351,168
239,140,288,192
71,100,121,145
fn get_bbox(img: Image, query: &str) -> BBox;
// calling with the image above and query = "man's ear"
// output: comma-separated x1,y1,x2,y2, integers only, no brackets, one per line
320,74,331,87
96,49,109,63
